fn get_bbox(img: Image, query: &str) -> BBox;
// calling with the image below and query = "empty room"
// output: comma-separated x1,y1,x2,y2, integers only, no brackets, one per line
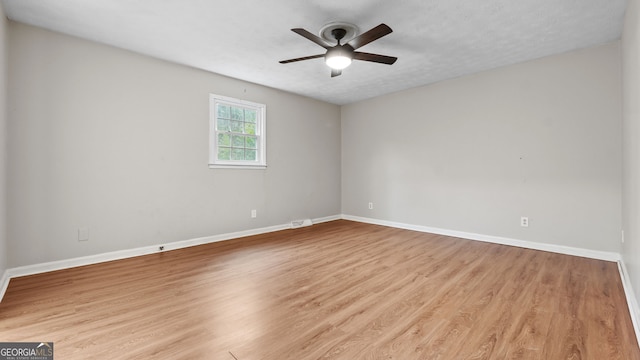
1,0,640,359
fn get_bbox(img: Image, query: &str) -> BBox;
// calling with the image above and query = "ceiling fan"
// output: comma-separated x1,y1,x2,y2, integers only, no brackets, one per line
279,23,398,77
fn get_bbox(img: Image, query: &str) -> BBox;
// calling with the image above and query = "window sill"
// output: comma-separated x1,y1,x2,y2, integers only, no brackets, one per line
208,164,267,170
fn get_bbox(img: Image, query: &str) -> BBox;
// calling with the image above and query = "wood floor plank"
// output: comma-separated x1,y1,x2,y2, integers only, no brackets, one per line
0,220,637,359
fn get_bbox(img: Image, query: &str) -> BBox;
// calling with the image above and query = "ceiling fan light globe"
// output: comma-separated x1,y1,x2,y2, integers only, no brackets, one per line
326,55,352,70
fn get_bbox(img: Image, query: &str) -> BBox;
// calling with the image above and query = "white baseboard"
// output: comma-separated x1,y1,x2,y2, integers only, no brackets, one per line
341,214,621,262
0,269,9,303
0,214,341,302
311,214,342,224
5,223,287,280
618,259,640,348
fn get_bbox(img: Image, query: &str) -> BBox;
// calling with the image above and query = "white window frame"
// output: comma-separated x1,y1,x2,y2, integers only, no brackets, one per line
209,94,266,169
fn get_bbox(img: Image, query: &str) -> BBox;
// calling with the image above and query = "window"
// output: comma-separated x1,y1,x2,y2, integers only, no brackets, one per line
209,94,266,169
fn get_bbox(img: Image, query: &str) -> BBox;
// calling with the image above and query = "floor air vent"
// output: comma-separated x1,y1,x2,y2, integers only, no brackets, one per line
291,219,313,229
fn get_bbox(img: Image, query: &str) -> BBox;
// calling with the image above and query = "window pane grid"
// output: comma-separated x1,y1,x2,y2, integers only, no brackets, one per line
216,103,260,162
210,95,265,168
216,105,260,135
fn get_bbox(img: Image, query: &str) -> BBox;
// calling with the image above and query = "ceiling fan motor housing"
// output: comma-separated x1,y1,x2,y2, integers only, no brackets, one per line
331,28,347,43
325,43,354,59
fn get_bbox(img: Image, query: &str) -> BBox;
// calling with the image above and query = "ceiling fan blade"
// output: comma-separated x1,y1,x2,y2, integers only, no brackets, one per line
291,28,330,49
279,54,325,64
347,23,393,50
353,52,397,65
331,69,342,77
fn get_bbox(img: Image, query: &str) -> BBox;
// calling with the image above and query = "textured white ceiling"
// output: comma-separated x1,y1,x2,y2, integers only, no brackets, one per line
1,0,628,105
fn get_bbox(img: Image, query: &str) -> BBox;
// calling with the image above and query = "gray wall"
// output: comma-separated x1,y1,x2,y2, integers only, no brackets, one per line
342,42,622,252
0,5,7,276
2,18,628,270
623,0,640,304
7,22,341,267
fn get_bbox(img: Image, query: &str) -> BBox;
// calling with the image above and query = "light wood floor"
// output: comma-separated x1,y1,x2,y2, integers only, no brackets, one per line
0,220,638,359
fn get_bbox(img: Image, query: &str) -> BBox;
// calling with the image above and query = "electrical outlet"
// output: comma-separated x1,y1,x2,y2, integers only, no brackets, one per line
368,202,373,210
78,227,89,241
251,209,257,218
520,217,529,227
